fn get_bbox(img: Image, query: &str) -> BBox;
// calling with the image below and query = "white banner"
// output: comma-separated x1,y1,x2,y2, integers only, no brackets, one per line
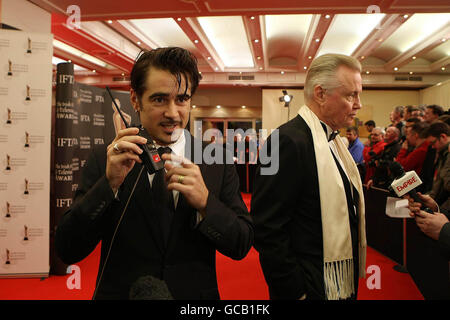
0,29,52,277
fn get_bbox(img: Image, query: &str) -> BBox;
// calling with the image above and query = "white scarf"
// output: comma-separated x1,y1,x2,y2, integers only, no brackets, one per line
298,105,367,300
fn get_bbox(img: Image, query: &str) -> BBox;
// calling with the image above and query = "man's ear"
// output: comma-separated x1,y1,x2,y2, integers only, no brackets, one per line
130,89,140,112
313,85,326,105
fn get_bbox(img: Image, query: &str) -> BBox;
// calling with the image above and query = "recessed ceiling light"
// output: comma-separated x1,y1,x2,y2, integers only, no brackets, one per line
412,56,417,60
68,60,71,63
194,39,199,43
137,41,141,45
257,56,261,60
394,67,398,71
366,71,370,74
442,67,446,71
325,15,331,19
442,38,447,42
177,18,182,21
409,71,414,74
315,38,320,42
192,105,196,108
216,105,221,109
259,67,263,70
360,56,365,59
254,39,259,43
242,105,246,109
308,56,312,59
281,71,285,74
303,66,307,70
378,38,383,42
215,67,219,71
92,69,96,73
437,82,442,86
403,15,409,19
107,20,113,24
121,73,125,76
250,16,255,20
199,71,202,74
207,57,211,60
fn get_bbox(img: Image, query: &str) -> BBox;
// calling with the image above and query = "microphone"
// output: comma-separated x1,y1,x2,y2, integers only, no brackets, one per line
106,86,164,175
389,162,433,213
129,275,174,300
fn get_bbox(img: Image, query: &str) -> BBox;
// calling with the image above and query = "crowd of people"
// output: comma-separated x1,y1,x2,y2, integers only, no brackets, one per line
346,104,450,253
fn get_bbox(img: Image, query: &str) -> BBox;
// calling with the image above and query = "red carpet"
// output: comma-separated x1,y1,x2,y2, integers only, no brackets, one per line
0,193,423,300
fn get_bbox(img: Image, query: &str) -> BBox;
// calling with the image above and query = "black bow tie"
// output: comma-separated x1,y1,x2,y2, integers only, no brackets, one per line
320,122,340,141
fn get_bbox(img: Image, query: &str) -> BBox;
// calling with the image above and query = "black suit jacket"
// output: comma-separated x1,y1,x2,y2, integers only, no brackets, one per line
251,115,359,300
55,136,253,299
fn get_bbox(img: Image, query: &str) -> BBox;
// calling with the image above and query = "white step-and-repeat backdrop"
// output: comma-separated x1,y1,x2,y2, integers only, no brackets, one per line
0,29,52,277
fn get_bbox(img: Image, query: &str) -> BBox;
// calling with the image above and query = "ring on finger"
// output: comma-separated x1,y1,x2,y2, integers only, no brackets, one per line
113,143,121,153
177,175,185,184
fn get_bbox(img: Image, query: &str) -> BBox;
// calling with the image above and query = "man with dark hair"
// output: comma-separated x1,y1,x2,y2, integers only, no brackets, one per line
364,120,376,146
390,106,405,138
346,126,364,164
55,47,253,300
425,121,450,213
424,104,444,124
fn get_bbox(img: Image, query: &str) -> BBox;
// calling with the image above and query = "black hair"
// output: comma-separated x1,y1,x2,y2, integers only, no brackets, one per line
130,47,202,101
425,121,450,138
410,122,429,139
364,120,375,127
426,104,444,117
406,117,421,124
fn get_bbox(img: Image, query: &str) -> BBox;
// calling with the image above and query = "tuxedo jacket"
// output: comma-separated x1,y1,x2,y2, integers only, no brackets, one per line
55,136,253,300
251,115,359,300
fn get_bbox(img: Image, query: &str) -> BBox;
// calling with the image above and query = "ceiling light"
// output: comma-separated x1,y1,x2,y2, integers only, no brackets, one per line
68,60,71,63
442,67,446,71
199,71,202,74
308,56,312,59
177,18,182,21
259,67,263,70
137,41,141,45
194,39,199,43
280,71,285,74
215,67,219,71
412,56,417,59
303,66,307,70
92,69,96,73
207,56,211,60
257,56,261,60
107,20,113,24
378,38,383,42
250,16,255,20
442,38,447,42
254,39,259,43
394,67,398,71
403,15,409,19
315,38,320,42
437,82,442,86
242,105,246,109
360,56,365,59
366,71,370,74
192,105,196,108
53,40,108,68
325,15,331,19
409,71,413,74
216,105,221,109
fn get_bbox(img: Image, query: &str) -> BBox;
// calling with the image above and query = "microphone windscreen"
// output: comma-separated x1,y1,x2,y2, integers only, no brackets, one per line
129,275,174,300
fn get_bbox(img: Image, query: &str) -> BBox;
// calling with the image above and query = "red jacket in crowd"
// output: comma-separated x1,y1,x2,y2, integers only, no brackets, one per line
363,140,387,184
396,140,431,176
